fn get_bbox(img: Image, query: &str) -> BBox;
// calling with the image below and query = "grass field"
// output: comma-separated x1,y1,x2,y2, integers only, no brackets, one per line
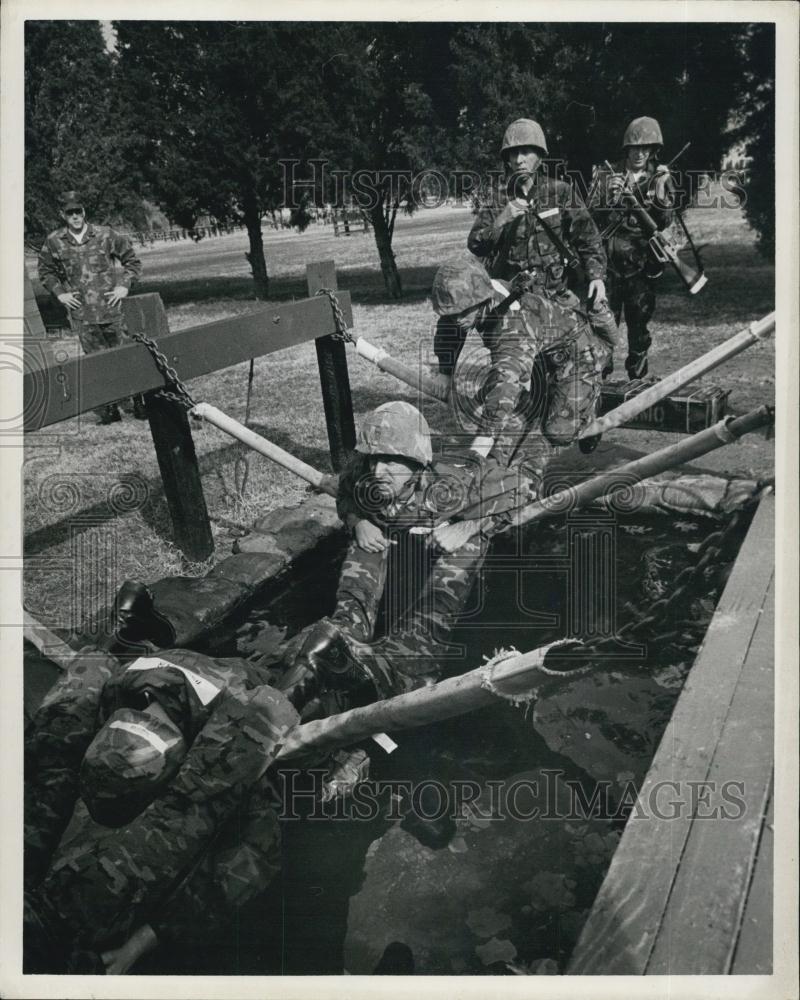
24,197,775,633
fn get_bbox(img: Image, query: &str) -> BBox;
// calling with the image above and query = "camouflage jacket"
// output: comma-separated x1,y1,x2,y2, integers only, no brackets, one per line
25,648,297,952
588,160,676,264
336,452,528,535
37,224,142,324
467,173,606,288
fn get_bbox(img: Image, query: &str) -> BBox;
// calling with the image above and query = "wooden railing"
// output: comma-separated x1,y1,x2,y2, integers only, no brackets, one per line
23,261,355,561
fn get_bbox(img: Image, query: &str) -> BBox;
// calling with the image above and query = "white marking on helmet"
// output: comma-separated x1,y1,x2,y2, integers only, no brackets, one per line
109,719,181,755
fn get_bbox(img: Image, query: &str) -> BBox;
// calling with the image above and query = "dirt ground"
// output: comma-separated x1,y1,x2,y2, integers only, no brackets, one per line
24,196,776,630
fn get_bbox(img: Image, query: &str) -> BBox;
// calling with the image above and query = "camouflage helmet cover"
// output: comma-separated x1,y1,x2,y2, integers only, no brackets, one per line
501,118,549,156
431,253,494,317
356,401,433,467
622,117,663,148
79,707,187,827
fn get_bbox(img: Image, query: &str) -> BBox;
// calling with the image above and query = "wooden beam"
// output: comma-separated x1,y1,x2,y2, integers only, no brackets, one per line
567,494,774,975
307,261,356,471
136,297,213,561
23,290,354,430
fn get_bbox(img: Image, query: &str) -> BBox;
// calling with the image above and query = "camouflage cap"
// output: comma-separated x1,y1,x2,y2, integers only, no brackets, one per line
622,117,663,148
79,707,187,827
58,191,85,212
355,401,433,466
431,254,494,317
501,118,549,156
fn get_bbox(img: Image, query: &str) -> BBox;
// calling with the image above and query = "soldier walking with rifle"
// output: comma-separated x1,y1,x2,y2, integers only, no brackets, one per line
589,117,706,381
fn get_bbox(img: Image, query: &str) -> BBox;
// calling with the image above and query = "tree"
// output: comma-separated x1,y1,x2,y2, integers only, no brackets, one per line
24,21,147,248
727,24,775,257
448,23,759,202
280,23,458,299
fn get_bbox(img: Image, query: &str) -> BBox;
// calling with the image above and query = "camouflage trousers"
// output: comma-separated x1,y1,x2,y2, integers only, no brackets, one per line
71,315,128,354
481,324,609,469
331,531,490,698
606,267,657,374
71,316,143,419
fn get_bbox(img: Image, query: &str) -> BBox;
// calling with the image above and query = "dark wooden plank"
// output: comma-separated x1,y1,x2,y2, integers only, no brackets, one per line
136,297,213,561
731,778,774,974
647,575,774,973
24,273,48,338
307,261,356,471
23,290,353,430
568,495,774,974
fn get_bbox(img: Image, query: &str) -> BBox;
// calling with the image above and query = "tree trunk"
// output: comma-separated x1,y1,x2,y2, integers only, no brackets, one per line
243,198,269,300
369,202,402,299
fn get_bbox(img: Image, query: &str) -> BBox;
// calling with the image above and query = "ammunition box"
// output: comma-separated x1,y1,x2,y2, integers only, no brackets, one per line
599,377,731,434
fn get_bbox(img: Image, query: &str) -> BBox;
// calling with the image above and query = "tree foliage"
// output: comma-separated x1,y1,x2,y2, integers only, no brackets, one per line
24,21,147,247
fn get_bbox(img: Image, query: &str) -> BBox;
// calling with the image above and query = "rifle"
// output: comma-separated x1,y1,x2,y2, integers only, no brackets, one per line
604,160,707,295
523,190,580,272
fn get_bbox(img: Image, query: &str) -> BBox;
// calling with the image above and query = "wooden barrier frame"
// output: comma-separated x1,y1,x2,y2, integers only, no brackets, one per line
23,262,355,561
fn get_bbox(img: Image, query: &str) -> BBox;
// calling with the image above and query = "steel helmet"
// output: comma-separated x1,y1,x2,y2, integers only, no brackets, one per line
501,118,549,156
622,117,663,148
79,707,187,827
356,402,433,467
431,254,494,317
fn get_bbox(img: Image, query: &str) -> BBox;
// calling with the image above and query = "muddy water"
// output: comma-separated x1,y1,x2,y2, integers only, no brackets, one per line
152,506,751,976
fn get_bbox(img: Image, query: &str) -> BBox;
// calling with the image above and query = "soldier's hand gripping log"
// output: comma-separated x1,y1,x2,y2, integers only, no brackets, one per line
604,160,707,295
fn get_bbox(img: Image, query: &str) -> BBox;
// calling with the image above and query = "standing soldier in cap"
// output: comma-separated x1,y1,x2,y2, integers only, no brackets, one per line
37,191,145,423
588,117,676,379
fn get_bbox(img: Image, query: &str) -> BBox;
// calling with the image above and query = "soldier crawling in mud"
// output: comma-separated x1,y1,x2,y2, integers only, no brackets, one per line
467,117,621,364
37,190,145,423
587,117,677,379
277,400,532,704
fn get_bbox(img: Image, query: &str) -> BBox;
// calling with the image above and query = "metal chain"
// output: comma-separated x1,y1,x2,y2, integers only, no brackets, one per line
561,502,754,663
316,288,353,343
129,330,197,410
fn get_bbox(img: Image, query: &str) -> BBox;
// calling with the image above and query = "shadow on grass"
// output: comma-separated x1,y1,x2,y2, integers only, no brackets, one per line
24,426,337,557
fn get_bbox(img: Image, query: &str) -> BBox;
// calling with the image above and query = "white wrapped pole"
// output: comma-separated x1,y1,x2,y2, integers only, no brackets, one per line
277,640,568,760
353,337,451,402
191,402,337,496
579,312,775,438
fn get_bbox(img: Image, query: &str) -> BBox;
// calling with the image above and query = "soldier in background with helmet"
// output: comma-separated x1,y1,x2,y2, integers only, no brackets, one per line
37,191,145,424
588,116,676,379
468,117,619,377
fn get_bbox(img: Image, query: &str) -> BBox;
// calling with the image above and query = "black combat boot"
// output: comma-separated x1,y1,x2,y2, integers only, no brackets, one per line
132,394,148,420
276,620,376,711
626,350,649,381
99,580,176,656
373,942,415,974
97,403,122,425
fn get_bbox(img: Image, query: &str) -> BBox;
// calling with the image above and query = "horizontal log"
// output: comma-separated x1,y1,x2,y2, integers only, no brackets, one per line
23,291,353,430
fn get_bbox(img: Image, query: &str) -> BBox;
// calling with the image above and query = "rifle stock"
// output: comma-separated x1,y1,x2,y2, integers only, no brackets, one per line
604,160,707,295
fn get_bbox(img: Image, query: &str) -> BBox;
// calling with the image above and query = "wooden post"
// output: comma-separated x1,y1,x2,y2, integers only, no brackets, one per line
125,295,214,561
306,261,356,471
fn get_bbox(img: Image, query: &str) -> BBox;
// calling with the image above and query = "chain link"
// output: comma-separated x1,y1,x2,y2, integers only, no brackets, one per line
559,500,756,664
129,330,197,410
315,288,353,343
